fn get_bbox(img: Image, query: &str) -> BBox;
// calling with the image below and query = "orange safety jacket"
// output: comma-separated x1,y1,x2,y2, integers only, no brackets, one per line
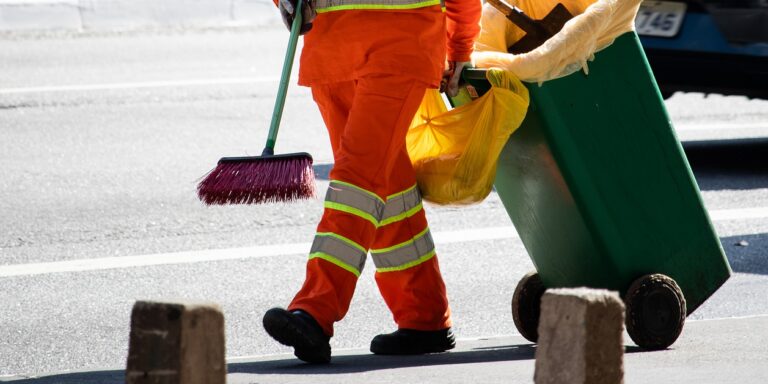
272,0,481,87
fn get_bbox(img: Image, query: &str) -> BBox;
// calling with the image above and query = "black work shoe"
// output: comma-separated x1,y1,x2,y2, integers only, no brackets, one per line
370,328,456,355
262,308,331,363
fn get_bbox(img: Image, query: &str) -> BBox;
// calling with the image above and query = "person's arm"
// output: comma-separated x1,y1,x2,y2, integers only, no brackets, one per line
443,0,482,96
445,0,482,62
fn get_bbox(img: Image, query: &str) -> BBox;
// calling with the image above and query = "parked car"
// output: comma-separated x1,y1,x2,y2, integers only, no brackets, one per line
637,0,768,99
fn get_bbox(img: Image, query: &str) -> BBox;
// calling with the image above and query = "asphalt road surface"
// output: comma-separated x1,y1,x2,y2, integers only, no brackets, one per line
1,26,767,380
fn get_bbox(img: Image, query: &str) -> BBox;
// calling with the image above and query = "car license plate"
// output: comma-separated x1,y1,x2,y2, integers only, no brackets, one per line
635,1,687,37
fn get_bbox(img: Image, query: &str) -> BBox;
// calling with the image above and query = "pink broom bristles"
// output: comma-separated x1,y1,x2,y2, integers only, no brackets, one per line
197,155,316,205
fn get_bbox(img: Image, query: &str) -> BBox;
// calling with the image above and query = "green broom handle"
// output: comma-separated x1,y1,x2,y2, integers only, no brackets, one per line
263,0,304,156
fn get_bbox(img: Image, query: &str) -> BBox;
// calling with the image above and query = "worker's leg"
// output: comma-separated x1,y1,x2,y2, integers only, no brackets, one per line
371,148,451,331
307,75,452,336
280,75,429,337
310,74,454,352
262,81,357,364
286,80,361,337
368,147,455,354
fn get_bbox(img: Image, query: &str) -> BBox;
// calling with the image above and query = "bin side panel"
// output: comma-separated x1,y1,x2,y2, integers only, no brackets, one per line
527,32,730,313
495,104,622,291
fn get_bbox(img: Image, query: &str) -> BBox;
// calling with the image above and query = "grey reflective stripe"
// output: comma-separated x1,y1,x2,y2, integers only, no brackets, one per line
313,0,441,12
381,186,422,224
371,229,435,270
325,181,385,225
310,233,367,274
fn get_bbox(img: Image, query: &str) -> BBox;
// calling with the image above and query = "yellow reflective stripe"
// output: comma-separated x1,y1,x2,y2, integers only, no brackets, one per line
324,201,379,227
330,180,384,204
379,202,423,227
325,198,419,227
315,0,441,13
316,232,367,253
325,180,385,225
309,234,368,271
311,232,367,275
370,227,430,254
371,228,435,271
376,250,436,273
309,252,362,277
381,184,422,226
387,184,418,200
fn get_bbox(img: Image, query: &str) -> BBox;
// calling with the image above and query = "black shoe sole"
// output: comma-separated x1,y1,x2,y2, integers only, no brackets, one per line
263,308,331,363
370,342,456,355
370,336,456,355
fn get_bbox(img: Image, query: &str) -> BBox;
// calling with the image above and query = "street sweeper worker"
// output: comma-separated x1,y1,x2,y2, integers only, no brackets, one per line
262,0,482,363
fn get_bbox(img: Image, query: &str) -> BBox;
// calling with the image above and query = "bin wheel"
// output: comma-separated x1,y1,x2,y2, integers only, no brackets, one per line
511,271,546,343
625,273,686,350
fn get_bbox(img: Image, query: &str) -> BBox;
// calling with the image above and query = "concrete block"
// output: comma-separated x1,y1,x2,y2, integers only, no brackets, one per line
126,300,225,384
534,288,625,384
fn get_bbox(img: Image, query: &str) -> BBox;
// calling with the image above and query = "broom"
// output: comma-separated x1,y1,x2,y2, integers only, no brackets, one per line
197,0,315,205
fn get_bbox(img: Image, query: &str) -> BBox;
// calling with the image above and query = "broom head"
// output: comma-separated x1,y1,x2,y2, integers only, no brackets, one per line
197,152,316,205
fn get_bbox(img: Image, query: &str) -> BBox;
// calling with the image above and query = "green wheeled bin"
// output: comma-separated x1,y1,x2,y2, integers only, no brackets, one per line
457,32,732,350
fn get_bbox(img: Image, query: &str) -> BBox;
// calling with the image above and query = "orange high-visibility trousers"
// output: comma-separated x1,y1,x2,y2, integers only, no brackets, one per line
288,74,452,336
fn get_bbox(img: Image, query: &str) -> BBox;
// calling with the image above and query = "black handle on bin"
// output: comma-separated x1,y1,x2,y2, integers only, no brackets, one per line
462,68,489,81
486,0,573,54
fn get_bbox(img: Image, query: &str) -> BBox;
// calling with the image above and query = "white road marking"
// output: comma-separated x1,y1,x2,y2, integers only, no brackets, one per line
0,0,78,4
0,242,310,278
675,122,768,131
1,207,767,278
686,314,768,323
0,227,518,278
0,77,287,94
709,207,768,221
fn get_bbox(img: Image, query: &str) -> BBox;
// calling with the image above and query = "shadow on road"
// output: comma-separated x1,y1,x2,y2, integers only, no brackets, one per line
721,233,768,275
2,345,535,383
0,370,124,384
683,138,768,191
229,343,536,375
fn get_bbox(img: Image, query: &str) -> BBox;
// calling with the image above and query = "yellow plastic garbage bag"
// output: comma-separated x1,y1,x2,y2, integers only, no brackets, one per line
407,69,529,205
472,0,643,83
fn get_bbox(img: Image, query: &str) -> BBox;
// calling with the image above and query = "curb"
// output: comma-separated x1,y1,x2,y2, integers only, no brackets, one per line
0,0,280,32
